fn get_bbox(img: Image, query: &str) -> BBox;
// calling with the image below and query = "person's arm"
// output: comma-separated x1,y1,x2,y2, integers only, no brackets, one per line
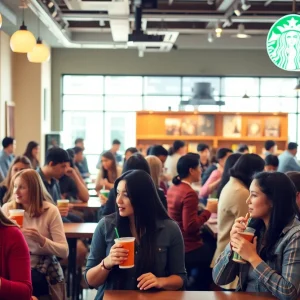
33,206,69,258
247,232,300,300
0,227,32,299
182,190,211,234
289,157,300,172
66,168,89,202
212,243,239,286
137,220,186,291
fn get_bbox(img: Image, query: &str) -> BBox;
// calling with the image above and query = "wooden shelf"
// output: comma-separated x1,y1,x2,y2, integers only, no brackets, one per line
217,137,288,142
136,135,216,141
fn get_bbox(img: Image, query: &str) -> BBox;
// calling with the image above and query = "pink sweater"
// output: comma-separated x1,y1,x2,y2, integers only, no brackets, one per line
2,201,69,267
200,169,222,198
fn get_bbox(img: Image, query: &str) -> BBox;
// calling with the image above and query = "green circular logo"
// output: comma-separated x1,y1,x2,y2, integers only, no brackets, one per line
267,14,300,71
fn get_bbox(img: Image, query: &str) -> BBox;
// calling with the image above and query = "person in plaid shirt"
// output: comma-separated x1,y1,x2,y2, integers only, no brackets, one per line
213,172,300,300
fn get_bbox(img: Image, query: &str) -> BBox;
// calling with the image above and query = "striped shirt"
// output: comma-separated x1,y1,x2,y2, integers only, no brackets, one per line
212,218,300,300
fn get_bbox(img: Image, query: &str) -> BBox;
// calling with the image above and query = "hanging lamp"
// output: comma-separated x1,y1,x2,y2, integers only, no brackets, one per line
27,17,50,63
10,5,36,53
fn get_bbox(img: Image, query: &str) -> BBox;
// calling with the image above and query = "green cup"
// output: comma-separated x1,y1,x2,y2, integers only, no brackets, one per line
100,189,109,198
232,228,255,264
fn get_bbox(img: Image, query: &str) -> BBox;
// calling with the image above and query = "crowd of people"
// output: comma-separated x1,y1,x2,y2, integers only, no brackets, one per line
0,136,300,300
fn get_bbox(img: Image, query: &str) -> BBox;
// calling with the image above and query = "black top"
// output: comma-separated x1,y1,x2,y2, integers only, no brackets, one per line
103,188,167,217
200,161,210,174
59,175,78,201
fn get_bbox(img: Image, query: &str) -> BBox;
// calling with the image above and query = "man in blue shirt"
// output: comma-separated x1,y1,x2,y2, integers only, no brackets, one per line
278,142,300,173
0,137,15,178
74,138,90,178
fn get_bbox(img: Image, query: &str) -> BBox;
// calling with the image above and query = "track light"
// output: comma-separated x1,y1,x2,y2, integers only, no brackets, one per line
215,23,222,35
241,0,251,11
234,3,242,16
99,20,105,27
223,17,232,28
138,49,144,57
208,32,214,43
207,0,214,5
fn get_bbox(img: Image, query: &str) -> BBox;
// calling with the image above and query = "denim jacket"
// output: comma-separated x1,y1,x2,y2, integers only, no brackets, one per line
84,213,187,300
213,218,300,300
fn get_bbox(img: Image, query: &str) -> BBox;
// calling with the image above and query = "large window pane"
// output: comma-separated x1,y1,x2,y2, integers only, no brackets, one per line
63,75,103,95
63,95,103,111
220,97,259,112
260,78,297,97
105,76,143,95
62,111,103,154
105,96,142,111
104,112,136,154
144,96,181,111
289,114,297,142
260,98,297,113
144,77,181,95
221,78,259,97
182,77,220,97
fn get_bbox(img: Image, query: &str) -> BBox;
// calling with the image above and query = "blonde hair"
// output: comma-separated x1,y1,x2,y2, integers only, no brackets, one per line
1,156,32,204
145,155,163,187
7,169,53,217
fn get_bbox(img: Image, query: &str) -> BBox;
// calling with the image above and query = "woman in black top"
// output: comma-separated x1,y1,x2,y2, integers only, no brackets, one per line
85,170,186,300
23,141,40,170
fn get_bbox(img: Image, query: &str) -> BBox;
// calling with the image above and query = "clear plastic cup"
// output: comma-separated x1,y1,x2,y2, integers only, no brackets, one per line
114,237,135,269
9,209,25,227
57,199,69,208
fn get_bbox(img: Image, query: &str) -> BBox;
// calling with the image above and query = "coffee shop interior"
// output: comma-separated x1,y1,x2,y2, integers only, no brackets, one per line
1,0,300,299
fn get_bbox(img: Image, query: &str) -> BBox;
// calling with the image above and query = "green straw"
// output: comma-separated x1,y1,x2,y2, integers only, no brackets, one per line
114,228,120,239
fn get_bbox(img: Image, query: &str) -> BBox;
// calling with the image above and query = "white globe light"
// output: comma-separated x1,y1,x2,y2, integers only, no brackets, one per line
10,23,36,53
27,39,50,63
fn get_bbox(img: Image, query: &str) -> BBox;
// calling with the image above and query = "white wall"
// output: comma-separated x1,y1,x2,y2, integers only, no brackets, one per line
51,48,299,131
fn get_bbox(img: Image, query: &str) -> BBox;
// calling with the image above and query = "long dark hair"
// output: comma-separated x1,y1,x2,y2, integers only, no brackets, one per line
229,154,265,188
23,141,39,168
101,151,118,182
168,140,185,156
114,170,170,276
172,153,200,185
216,153,242,198
250,172,300,260
122,153,150,175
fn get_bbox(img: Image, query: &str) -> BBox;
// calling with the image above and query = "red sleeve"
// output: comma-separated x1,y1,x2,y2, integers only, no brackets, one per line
182,190,211,234
0,227,32,299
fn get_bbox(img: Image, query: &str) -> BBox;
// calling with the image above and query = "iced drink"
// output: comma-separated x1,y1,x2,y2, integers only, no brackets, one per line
57,199,69,208
232,230,255,264
114,237,135,269
9,209,25,227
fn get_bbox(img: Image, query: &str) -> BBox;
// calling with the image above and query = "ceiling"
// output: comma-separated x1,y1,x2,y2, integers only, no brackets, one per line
0,0,298,50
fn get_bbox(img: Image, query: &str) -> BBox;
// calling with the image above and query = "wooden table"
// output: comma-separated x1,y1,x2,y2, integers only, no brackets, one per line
64,223,98,299
104,291,278,300
71,199,102,209
88,189,98,197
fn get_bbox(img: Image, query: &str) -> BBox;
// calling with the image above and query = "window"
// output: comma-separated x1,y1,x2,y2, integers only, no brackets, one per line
62,75,300,169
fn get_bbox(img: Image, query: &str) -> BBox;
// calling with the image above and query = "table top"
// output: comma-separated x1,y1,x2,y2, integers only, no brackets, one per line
71,199,101,209
64,222,98,239
104,291,277,300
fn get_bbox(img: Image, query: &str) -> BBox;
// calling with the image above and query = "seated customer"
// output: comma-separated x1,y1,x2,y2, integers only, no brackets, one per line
286,171,300,210
95,151,122,192
85,170,186,299
213,172,300,300
124,147,138,163
167,153,216,290
101,153,151,217
237,144,249,154
0,156,32,205
2,169,69,298
200,148,232,205
0,209,32,299
145,155,167,210
264,154,279,172
23,141,40,170
197,144,210,174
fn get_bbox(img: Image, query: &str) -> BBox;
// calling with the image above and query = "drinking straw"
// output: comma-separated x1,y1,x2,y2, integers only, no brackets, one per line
115,228,120,239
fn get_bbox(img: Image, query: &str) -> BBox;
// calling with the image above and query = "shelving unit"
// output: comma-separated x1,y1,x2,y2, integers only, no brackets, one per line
136,111,288,153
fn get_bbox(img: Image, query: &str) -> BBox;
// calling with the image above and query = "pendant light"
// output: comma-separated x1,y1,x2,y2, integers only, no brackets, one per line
27,17,50,63
10,4,36,53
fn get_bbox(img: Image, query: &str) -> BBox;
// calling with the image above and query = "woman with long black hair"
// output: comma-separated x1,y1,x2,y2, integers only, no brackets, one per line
213,172,300,300
85,170,186,299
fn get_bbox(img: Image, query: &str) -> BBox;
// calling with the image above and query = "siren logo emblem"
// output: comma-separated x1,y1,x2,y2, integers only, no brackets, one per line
267,14,300,71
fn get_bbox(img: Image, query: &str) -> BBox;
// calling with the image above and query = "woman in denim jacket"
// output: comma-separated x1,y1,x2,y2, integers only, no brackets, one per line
213,172,300,300
85,170,186,300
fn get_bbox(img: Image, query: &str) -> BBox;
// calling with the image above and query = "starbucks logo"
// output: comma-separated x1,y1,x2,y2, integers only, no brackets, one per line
267,14,300,71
